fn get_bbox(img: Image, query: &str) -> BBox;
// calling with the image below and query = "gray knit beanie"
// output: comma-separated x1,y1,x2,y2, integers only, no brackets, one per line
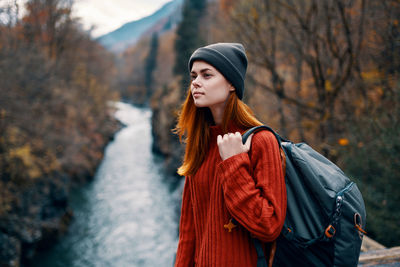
188,43,248,99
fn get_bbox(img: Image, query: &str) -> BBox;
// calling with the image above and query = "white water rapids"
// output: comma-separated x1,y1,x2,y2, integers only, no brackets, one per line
33,102,183,267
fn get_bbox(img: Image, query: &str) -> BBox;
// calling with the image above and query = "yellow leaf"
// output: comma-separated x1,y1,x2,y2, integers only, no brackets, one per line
28,168,42,179
361,70,382,82
251,7,259,21
306,101,316,108
9,145,33,166
9,144,41,179
325,80,333,92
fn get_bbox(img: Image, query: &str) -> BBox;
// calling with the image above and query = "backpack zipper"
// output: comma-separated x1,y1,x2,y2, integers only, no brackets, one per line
337,182,355,197
323,182,355,240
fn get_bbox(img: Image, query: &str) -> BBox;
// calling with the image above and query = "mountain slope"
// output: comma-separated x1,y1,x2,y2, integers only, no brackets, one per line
97,0,182,53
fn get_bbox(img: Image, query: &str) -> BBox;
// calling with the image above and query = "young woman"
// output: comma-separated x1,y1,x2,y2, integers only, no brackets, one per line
174,43,287,267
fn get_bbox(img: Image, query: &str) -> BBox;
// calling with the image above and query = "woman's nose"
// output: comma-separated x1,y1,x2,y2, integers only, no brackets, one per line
192,77,201,87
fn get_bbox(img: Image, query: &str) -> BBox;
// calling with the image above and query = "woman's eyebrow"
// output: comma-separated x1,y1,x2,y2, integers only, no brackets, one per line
191,68,213,74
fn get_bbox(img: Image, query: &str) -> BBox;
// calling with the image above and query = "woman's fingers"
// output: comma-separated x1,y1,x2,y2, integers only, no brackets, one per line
217,134,223,145
217,132,253,160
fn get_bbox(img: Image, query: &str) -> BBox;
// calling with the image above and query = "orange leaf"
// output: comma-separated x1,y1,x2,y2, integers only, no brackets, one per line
338,138,349,146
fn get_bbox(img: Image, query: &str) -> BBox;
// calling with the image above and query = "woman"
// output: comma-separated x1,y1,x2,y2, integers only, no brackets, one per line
174,43,287,267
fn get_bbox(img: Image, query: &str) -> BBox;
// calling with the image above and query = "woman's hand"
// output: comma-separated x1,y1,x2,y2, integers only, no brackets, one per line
217,132,253,161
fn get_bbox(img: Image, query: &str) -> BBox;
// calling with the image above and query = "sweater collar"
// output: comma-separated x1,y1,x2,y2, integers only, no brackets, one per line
209,122,246,139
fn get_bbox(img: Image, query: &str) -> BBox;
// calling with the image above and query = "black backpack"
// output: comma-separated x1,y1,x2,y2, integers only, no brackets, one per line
241,125,367,267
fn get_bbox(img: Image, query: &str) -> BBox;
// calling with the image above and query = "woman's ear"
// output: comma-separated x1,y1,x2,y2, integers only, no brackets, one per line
229,84,235,92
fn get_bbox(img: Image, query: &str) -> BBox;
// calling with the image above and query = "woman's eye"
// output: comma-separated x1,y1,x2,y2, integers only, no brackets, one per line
190,75,197,80
203,73,212,78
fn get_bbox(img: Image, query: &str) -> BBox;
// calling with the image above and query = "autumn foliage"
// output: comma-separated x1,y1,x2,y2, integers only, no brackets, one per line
220,0,400,246
0,0,118,264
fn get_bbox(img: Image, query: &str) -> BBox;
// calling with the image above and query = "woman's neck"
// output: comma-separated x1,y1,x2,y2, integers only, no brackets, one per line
209,103,227,125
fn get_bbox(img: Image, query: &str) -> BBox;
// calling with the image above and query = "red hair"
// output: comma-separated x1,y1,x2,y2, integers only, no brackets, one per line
174,89,263,177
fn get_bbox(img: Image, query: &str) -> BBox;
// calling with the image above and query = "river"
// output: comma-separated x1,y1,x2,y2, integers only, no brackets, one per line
32,102,182,267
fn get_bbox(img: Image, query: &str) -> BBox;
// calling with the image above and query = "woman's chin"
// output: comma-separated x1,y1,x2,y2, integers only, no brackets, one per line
193,100,206,108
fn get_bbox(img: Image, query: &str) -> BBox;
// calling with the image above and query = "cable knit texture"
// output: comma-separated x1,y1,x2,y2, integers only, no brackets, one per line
175,124,287,267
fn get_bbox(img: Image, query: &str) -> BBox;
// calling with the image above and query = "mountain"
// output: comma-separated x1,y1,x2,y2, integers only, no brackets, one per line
97,0,183,53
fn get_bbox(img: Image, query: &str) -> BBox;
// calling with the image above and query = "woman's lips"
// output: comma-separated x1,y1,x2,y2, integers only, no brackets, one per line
192,92,204,98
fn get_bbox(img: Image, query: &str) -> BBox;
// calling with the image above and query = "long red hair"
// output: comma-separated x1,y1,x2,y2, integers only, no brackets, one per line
174,88,263,177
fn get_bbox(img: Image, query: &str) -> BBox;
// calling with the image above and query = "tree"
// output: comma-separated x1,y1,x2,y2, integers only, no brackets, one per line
173,0,206,94
339,0,400,246
145,32,159,99
231,0,366,153
22,0,73,59
0,0,118,263
228,0,400,246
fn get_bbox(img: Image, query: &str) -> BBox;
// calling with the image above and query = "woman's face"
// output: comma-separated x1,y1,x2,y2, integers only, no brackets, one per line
190,60,234,109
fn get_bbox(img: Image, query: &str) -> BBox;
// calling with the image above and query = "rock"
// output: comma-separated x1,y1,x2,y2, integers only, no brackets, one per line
0,232,20,267
0,216,42,245
36,208,73,251
150,79,184,176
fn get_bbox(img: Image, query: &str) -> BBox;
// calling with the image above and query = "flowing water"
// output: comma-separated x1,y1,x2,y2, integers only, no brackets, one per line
32,102,182,267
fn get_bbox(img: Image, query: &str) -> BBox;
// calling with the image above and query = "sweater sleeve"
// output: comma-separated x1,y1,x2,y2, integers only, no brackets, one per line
217,130,287,242
175,177,196,267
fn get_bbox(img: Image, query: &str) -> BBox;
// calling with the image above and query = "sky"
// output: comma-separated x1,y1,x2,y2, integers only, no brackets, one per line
72,0,172,37
11,0,172,38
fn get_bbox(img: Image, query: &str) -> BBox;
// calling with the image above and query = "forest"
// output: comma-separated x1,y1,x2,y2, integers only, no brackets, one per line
0,0,399,265
0,0,118,265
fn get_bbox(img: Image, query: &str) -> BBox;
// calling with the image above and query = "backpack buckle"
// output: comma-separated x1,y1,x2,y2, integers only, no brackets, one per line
354,213,367,239
325,225,336,238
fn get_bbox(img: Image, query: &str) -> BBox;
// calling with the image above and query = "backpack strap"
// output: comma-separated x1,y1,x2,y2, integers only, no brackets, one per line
242,125,286,146
241,125,287,267
243,125,287,177
253,238,268,267
232,217,268,267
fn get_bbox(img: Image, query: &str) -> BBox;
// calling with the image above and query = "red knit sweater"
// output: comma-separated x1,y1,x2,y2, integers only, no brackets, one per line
175,124,287,267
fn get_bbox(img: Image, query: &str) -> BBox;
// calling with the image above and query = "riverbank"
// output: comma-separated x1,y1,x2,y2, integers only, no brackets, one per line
0,105,121,267
29,102,181,267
